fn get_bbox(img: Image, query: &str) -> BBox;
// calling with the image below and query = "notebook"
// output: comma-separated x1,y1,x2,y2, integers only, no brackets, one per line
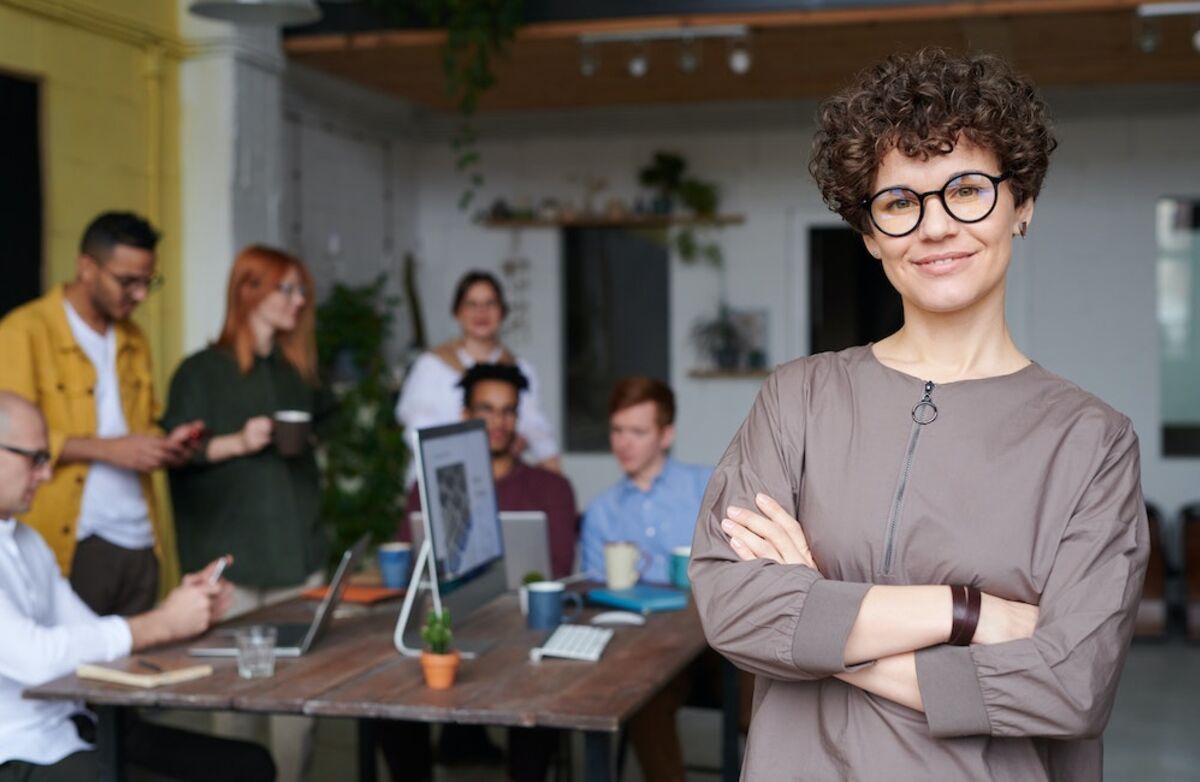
77,660,213,689
586,585,689,614
300,585,402,605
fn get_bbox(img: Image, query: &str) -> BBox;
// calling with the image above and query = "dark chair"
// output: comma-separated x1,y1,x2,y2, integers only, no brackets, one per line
1134,502,1168,638
1183,503,1200,642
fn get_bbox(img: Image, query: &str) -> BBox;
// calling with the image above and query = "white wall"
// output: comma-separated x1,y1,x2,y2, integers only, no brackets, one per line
282,64,422,364
407,87,1200,515
268,74,1200,519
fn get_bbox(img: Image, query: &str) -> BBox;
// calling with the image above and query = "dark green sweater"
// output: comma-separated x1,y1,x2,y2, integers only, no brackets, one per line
162,346,328,588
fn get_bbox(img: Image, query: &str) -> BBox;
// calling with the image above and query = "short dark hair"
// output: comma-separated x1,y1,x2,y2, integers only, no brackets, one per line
451,270,509,319
79,212,160,261
608,376,675,428
458,363,529,410
809,48,1057,234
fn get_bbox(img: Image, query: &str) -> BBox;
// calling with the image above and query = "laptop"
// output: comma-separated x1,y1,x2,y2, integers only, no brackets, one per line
189,534,369,659
409,510,552,590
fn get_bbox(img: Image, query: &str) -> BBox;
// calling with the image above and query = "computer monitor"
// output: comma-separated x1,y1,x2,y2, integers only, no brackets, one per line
413,420,505,582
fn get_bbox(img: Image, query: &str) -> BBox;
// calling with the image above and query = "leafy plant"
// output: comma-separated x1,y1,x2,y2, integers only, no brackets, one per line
637,150,725,266
315,277,409,569
692,306,747,370
421,608,454,655
370,0,524,210
521,570,545,585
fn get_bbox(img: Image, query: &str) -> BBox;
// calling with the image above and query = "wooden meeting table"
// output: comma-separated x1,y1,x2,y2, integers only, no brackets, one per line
23,589,741,782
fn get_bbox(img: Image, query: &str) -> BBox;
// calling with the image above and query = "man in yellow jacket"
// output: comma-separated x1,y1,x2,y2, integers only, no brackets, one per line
0,212,202,616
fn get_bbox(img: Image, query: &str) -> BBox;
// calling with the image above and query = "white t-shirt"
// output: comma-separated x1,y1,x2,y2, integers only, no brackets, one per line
0,518,131,765
63,302,154,550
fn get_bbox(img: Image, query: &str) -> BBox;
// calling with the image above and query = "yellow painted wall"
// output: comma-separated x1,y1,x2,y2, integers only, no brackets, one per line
0,0,185,587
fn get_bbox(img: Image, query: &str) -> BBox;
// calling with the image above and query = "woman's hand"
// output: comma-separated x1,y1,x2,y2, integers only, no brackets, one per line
720,493,820,574
973,593,1039,645
239,416,273,455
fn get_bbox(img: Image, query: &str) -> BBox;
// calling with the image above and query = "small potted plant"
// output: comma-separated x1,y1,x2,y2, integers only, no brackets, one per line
692,307,747,370
419,608,460,689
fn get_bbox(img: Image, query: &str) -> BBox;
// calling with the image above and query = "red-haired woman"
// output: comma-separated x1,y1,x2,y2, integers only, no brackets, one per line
162,245,326,779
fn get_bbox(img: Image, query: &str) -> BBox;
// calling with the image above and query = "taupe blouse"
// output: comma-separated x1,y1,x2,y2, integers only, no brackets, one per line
690,345,1148,781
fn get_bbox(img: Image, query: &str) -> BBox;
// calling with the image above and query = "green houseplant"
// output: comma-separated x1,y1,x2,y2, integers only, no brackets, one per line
315,276,409,570
419,608,460,688
637,150,724,266
370,0,523,210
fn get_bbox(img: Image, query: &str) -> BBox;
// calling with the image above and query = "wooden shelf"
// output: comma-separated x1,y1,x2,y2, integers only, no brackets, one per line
688,368,771,380
479,214,745,229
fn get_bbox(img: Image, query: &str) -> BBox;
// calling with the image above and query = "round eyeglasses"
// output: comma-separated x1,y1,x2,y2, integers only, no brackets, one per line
862,171,1012,238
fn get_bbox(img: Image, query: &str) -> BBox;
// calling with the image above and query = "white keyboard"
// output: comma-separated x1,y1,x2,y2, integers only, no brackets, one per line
530,624,614,662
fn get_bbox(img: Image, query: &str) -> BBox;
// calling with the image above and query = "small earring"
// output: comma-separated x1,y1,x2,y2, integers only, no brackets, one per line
1017,222,1028,239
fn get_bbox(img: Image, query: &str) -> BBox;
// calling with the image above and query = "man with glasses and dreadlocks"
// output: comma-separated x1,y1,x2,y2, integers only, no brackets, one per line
0,212,204,617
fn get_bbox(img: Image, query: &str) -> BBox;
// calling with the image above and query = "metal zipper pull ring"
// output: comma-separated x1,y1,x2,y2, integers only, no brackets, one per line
911,380,938,425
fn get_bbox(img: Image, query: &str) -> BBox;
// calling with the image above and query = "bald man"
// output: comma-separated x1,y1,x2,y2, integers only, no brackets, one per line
0,392,274,781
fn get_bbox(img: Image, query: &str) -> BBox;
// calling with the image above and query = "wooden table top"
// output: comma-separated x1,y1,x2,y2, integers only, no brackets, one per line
24,589,709,733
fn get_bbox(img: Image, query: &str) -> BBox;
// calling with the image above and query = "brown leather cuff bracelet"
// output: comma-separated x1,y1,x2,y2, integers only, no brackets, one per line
949,585,982,646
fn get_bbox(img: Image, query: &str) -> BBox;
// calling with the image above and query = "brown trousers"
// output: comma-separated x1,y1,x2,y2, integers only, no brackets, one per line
69,535,159,617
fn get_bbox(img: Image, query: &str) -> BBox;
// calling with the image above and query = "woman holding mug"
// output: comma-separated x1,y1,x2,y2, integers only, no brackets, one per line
692,49,1147,780
163,245,328,780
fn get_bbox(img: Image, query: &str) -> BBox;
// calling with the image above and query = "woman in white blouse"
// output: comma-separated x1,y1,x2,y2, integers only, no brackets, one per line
396,270,560,471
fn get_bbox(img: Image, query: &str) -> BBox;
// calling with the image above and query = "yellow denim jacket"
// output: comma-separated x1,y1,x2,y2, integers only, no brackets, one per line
0,285,164,575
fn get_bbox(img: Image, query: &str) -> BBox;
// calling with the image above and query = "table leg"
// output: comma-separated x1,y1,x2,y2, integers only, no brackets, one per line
583,731,614,782
357,718,377,782
95,705,126,782
721,659,742,782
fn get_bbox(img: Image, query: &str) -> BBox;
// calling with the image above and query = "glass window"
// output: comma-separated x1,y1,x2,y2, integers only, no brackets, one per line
1157,198,1200,456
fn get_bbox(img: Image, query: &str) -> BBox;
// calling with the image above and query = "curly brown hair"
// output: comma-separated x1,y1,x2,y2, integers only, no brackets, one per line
809,48,1057,234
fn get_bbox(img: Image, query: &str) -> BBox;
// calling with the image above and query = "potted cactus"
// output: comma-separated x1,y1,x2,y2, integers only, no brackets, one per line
419,608,460,689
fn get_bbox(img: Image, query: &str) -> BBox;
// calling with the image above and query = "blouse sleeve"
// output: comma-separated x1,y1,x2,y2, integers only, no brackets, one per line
689,367,872,681
515,358,559,461
396,353,456,434
915,421,1149,740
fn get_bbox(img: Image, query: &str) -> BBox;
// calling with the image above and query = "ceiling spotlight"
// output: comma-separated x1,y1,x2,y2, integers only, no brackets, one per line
189,0,321,26
580,44,599,77
728,37,752,75
678,36,701,73
628,47,649,78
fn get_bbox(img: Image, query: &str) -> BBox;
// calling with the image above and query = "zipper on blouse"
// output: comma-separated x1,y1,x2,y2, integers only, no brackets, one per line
880,381,938,574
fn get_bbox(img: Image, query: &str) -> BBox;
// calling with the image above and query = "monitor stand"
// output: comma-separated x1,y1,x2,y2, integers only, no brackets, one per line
393,539,500,659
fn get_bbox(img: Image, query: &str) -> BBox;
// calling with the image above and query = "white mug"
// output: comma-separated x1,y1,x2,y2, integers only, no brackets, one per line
604,541,647,590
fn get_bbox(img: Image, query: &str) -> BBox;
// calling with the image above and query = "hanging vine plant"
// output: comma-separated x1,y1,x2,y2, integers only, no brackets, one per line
369,0,524,210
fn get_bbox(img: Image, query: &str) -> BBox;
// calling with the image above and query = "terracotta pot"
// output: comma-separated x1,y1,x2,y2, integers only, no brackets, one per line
420,650,461,689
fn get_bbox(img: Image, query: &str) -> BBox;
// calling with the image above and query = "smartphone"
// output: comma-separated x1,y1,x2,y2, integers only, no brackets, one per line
208,556,228,585
187,424,209,442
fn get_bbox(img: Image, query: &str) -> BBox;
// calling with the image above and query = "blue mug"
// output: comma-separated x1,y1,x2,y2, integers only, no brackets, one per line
526,582,583,630
669,546,691,589
377,543,412,589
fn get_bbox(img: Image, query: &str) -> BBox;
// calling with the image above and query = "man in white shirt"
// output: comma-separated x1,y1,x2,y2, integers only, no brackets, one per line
0,392,273,781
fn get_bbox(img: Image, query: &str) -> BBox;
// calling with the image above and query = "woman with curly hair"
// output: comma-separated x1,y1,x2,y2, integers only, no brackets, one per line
691,49,1147,780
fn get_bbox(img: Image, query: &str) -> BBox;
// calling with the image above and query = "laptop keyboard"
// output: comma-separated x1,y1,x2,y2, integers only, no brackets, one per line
529,624,614,662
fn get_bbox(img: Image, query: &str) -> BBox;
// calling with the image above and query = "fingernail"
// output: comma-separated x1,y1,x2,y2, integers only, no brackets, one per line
730,537,743,548
721,519,734,532
756,493,768,504
727,507,741,518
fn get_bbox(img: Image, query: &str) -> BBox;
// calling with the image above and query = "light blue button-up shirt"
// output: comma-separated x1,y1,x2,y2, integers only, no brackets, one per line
581,457,714,584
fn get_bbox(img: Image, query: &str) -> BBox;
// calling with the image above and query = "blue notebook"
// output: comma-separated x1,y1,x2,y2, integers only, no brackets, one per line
586,585,689,614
